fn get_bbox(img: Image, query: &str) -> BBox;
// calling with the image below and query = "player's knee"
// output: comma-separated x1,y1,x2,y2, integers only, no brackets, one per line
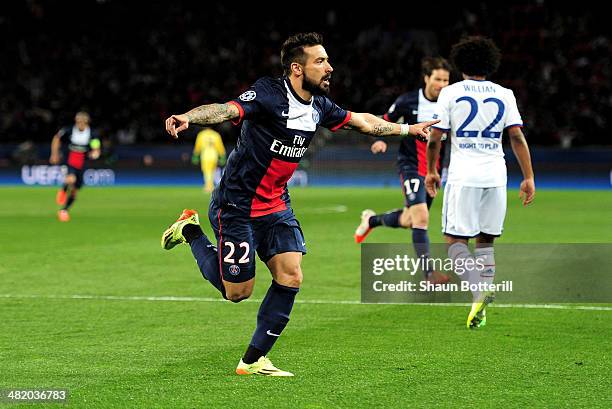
412,216,429,229
280,265,303,288
226,289,252,303
412,209,429,229
228,295,249,303
224,282,253,303
477,233,496,244
66,174,76,185
399,209,412,228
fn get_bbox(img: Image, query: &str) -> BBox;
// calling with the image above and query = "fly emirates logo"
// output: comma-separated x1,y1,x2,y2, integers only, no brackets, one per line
270,135,308,159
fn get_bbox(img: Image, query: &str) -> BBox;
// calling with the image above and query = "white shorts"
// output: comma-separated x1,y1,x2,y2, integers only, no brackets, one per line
441,184,507,237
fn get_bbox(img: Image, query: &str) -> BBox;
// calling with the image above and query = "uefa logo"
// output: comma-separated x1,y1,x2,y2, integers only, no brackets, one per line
228,264,241,276
239,90,256,102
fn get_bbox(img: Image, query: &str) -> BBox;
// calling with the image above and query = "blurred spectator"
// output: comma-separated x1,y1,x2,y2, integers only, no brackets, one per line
2,1,610,147
11,140,38,165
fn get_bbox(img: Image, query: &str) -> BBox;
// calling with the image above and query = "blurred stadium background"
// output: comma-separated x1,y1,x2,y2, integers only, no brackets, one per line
1,0,610,188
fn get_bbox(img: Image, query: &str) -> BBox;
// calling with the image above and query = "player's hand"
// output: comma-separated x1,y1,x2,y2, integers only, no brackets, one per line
49,153,60,165
165,114,189,139
89,149,101,160
371,140,387,154
519,178,535,206
425,172,441,197
410,119,440,139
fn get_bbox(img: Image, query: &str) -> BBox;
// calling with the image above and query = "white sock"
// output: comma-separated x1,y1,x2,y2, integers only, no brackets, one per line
448,242,481,301
474,247,495,294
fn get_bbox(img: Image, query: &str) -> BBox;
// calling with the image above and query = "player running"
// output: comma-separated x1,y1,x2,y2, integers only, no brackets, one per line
49,112,101,222
192,127,226,193
354,57,451,284
162,32,439,376
425,36,535,329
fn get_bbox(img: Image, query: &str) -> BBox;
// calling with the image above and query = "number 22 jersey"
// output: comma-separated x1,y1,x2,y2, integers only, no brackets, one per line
433,79,523,187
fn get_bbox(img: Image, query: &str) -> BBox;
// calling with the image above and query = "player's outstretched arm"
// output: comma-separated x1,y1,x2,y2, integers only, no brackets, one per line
425,127,444,197
346,112,439,139
508,127,535,206
165,103,240,138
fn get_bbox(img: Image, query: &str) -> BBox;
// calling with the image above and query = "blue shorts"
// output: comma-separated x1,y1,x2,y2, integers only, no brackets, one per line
208,202,307,283
399,167,433,209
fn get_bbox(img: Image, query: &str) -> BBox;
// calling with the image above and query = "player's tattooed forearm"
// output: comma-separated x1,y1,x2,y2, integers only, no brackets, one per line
186,104,233,125
371,123,394,136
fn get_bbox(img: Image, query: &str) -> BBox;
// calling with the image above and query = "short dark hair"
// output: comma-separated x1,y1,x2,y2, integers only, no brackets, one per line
450,36,501,78
281,32,324,75
421,56,452,77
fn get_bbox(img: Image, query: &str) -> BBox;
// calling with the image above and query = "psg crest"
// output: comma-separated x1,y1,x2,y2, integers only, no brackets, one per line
229,264,241,275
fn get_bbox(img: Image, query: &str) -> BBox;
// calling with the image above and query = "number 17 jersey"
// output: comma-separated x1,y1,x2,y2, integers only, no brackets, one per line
433,79,523,187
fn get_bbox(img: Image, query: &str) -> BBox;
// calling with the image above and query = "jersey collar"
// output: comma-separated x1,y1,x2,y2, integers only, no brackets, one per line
283,77,312,105
420,88,436,103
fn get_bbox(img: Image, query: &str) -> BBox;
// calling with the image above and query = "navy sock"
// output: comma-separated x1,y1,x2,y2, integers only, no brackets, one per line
369,210,402,228
63,194,76,210
242,345,265,365
247,280,299,360
189,234,226,297
412,227,433,277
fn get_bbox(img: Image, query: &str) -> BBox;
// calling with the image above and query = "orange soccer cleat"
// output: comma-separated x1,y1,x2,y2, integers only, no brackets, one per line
57,209,70,222
354,209,375,244
161,209,200,250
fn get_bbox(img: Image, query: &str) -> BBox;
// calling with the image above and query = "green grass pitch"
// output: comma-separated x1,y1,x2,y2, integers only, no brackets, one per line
1,186,611,408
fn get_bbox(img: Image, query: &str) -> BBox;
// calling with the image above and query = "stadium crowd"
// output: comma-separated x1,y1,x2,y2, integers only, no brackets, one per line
2,1,610,146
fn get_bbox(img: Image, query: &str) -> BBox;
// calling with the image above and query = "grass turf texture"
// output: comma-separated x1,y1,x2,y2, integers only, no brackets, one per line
1,186,611,408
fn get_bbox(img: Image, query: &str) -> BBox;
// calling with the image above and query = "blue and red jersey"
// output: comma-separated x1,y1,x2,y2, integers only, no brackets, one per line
57,126,99,170
215,76,351,217
383,89,442,176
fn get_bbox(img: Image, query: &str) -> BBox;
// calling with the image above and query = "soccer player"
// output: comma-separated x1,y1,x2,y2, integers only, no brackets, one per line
192,127,226,193
425,36,535,329
162,32,439,376
49,112,101,222
354,57,451,284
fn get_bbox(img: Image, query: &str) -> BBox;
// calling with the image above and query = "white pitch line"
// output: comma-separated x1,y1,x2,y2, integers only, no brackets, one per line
0,294,611,311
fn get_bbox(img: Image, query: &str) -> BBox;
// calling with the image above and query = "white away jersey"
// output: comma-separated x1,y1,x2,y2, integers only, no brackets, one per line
433,79,523,187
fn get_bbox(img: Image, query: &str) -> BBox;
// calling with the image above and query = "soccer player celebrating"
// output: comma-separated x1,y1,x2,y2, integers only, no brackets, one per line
49,111,101,222
162,32,439,376
354,57,451,284
192,127,226,193
425,36,535,329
